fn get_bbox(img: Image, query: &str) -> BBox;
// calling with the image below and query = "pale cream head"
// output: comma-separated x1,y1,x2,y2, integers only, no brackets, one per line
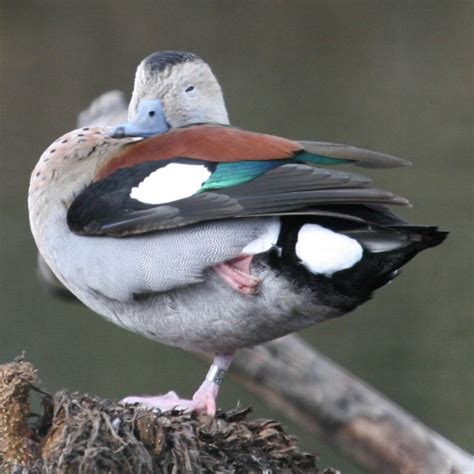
128,51,230,128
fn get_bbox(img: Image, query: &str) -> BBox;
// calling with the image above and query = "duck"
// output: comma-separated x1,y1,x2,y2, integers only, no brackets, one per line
28,51,447,415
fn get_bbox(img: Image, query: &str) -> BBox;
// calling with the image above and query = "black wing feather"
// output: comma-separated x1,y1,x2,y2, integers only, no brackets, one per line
68,162,409,237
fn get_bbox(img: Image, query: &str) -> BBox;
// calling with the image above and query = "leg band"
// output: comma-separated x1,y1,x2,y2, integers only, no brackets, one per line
206,364,227,385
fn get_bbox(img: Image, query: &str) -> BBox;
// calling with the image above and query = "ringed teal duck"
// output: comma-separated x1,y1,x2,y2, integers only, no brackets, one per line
28,51,447,414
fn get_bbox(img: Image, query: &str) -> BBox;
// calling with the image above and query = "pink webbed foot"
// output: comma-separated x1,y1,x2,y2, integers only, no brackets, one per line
121,354,234,416
121,382,219,415
213,255,260,295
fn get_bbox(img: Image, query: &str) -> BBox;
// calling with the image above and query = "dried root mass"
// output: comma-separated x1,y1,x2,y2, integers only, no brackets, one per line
0,359,337,473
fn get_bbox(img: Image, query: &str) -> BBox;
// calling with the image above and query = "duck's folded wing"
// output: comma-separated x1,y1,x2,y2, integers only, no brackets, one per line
297,141,411,168
97,125,410,179
68,162,409,237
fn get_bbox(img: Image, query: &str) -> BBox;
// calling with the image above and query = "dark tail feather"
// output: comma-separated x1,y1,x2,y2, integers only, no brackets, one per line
334,226,448,295
392,225,449,249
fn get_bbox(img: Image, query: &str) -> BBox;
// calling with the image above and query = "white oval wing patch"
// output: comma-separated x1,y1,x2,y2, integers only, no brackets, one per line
295,224,363,276
130,163,211,205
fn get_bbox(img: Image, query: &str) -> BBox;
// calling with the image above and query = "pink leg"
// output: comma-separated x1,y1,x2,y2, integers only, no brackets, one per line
213,255,260,294
121,353,234,416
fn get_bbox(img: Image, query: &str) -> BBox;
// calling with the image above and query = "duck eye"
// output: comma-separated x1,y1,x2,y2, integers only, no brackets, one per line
148,111,156,117
185,85,195,93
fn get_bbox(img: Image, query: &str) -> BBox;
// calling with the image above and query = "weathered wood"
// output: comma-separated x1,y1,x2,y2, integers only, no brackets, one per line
0,360,332,474
229,336,473,474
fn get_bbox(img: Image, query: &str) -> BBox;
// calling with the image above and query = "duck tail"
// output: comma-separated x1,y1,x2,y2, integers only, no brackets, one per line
334,225,448,295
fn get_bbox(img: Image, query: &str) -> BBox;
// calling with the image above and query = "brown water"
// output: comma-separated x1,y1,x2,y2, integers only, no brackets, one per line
0,1,472,471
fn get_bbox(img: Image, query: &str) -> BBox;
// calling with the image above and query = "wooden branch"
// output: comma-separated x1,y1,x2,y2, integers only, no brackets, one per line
0,360,334,474
228,336,473,474
35,91,473,474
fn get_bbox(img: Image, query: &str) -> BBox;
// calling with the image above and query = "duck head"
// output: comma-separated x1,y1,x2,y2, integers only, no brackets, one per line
112,51,229,138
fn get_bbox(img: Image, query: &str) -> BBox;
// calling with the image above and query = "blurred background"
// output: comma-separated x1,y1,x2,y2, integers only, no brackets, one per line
0,1,472,471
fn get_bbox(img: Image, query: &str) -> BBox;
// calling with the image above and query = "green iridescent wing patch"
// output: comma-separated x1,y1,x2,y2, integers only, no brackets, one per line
295,152,352,166
200,160,285,191
199,153,352,192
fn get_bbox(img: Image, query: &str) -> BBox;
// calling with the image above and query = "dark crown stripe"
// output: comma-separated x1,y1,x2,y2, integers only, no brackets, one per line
143,51,201,73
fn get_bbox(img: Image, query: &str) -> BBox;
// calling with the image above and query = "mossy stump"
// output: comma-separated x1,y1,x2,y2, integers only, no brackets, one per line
0,359,337,473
